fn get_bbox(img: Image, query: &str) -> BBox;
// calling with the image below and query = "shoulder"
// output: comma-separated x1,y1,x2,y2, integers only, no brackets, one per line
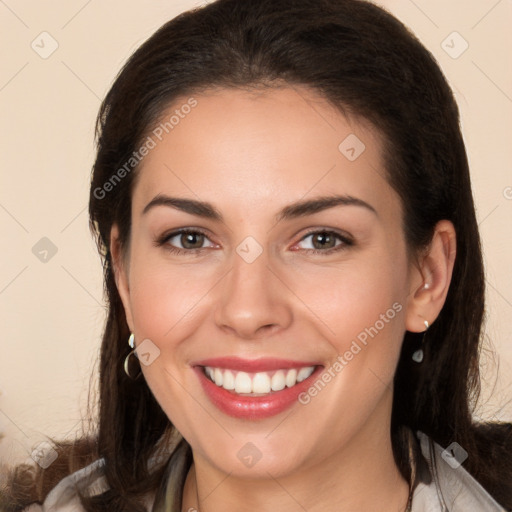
411,430,508,512
20,458,108,512
19,457,159,512
14,435,186,512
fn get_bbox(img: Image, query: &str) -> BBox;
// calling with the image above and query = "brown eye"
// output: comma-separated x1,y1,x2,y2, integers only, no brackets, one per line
179,231,205,249
156,229,215,254
296,230,353,254
311,232,337,250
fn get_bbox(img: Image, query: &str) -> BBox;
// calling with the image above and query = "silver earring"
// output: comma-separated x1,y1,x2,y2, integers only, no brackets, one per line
412,320,429,363
124,333,142,379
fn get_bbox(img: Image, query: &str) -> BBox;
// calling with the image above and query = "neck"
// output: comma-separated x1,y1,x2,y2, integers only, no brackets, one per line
181,393,410,512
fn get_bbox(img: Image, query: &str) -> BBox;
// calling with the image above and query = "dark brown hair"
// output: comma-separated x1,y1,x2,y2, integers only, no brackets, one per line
3,0,512,510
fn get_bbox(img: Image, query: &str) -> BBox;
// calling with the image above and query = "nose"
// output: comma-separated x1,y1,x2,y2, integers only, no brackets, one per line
214,245,293,340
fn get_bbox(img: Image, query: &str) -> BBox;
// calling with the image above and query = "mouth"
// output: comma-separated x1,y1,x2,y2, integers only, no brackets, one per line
193,357,323,419
203,365,315,396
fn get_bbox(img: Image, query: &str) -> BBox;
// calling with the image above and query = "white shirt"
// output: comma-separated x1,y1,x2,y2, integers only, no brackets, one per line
21,430,507,511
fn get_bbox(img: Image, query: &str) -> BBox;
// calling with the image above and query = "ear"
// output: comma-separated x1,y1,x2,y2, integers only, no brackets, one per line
110,224,135,332
405,220,456,333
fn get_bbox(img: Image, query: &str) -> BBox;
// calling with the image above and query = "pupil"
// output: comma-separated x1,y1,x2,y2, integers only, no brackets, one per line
315,232,333,249
181,233,203,249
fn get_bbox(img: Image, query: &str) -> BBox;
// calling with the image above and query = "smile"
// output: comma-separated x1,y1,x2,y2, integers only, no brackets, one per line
203,366,315,395
193,357,322,419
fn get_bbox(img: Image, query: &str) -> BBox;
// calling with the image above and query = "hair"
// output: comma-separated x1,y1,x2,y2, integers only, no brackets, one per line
3,0,512,510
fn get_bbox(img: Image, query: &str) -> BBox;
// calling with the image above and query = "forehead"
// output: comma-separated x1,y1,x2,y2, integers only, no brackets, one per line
131,86,399,222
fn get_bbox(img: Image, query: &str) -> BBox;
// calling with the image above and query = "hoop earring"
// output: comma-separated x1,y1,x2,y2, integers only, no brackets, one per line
124,333,142,379
412,320,429,363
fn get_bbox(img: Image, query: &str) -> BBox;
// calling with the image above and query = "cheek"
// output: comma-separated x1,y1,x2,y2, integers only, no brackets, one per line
127,251,216,344
290,250,407,345
288,251,409,415
284,256,407,443
125,252,215,437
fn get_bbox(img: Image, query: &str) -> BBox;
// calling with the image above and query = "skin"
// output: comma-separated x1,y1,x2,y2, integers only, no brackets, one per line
110,86,456,512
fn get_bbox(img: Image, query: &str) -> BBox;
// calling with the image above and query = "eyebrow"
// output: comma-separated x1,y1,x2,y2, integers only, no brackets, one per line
143,195,222,219
142,194,377,222
276,194,377,221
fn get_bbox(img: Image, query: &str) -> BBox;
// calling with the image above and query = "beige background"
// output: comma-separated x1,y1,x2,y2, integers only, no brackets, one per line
1,0,511,467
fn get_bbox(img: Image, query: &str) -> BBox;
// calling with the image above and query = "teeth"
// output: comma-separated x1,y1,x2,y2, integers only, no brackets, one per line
297,366,314,382
252,372,271,393
214,368,223,386
234,372,252,394
271,370,286,391
204,366,315,395
223,370,235,390
285,368,297,387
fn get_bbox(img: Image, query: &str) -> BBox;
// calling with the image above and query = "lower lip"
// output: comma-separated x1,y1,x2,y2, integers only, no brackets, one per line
195,366,323,419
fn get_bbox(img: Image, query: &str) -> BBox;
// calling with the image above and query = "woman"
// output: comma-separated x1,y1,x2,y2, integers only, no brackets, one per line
3,0,511,510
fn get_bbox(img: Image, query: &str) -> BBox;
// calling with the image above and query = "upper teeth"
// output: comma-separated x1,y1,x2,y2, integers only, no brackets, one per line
204,366,315,394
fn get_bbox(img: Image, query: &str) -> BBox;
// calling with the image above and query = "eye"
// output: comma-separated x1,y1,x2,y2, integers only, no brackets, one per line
294,229,353,254
156,229,216,254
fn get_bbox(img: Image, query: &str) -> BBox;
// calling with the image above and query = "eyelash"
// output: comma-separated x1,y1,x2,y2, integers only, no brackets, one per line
155,228,213,256
297,230,354,254
155,228,354,256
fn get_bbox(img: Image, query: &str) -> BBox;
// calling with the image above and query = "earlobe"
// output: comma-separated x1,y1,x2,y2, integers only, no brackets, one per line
110,224,135,331
405,220,456,332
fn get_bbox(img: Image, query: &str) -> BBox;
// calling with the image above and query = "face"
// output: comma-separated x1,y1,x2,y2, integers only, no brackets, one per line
112,86,424,479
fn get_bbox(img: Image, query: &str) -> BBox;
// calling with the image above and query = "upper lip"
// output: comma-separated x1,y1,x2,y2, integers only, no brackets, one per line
192,356,322,373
